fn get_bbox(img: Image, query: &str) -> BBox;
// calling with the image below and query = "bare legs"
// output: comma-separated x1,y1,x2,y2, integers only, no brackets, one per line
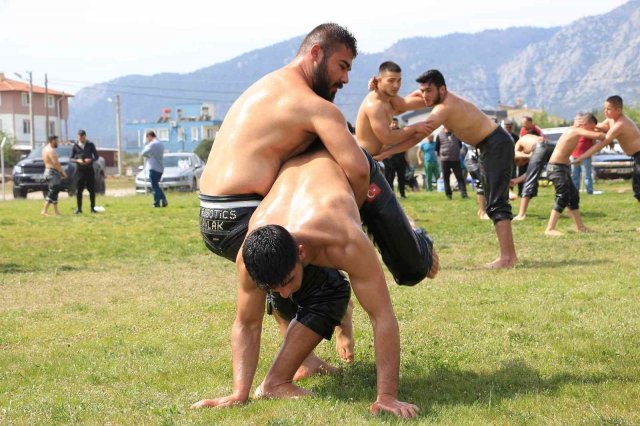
335,300,354,363
41,201,60,216
513,196,530,221
486,219,517,269
545,208,591,236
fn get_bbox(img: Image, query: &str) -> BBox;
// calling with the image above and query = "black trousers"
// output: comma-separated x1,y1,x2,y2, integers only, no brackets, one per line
384,153,407,197
440,160,467,197
76,168,96,211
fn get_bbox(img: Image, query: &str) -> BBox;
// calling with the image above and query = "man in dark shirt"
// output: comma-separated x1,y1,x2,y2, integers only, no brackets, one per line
435,127,467,199
71,129,99,214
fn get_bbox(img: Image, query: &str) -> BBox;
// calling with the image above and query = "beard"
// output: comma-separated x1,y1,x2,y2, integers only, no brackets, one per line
430,90,442,106
312,57,341,102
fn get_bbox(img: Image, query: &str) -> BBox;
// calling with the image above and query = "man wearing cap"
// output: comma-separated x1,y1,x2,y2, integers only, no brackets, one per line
70,130,99,214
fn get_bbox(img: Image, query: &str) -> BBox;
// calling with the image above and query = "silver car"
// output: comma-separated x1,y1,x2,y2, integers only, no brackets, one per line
135,153,205,192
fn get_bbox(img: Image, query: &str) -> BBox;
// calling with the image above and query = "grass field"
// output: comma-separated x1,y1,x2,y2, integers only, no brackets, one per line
1,181,639,425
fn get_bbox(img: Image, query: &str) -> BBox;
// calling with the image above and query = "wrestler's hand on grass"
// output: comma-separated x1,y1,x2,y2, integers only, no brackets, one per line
370,395,420,419
368,76,378,91
190,394,246,409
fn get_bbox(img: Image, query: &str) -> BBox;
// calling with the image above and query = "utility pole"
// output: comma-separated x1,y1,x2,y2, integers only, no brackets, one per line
45,73,50,141
115,95,123,176
28,72,35,149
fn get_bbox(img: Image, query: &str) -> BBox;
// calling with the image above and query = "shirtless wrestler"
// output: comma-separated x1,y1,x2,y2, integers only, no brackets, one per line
575,96,640,203
194,147,437,418
386,69,517,268
544,113,606,236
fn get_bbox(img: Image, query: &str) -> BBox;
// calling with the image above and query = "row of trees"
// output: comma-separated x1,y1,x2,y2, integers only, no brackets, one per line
0,131,20,167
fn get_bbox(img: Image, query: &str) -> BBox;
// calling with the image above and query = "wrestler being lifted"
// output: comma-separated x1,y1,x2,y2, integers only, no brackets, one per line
380,69,517,269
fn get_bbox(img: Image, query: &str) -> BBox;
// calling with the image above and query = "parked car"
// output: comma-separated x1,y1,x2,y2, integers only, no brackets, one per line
540,127,634,180
12,144,106,198
135,153,204,192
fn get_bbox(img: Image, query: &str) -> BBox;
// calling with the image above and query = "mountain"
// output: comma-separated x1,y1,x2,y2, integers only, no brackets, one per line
68,1,639,147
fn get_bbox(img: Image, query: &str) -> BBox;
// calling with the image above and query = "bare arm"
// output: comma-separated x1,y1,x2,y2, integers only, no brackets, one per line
576,125,619,162
331,230,418,418
191,259,266,409
312,105,370,206
373,134,424,161
368,105,420,146
388,90,426,113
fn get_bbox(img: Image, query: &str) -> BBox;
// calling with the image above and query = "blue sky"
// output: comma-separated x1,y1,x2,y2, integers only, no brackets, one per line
1,0,628,93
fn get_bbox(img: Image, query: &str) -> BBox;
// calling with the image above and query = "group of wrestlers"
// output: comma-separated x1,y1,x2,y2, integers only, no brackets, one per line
191,23,640,419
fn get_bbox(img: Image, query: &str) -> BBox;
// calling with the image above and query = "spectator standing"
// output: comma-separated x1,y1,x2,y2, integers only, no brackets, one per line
41,135,67,216
417,134,439,191
141,130,168,208
520,116,543,137
571,136,594,194
71,130,99,214
435,127,467,199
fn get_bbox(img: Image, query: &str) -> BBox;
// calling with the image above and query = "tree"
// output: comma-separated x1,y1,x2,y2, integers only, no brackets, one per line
194,138,214,161
0,131,20,168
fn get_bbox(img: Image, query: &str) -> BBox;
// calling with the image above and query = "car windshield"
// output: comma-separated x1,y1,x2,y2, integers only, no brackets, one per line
164,156,192,168
27,145,74,159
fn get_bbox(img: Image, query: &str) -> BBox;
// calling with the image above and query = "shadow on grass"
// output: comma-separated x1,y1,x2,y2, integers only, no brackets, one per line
0,262,78,274
517,259,607,269
314,358,617,416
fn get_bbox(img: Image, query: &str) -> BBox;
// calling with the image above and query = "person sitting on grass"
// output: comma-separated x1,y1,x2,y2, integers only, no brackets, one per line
544,113,606,236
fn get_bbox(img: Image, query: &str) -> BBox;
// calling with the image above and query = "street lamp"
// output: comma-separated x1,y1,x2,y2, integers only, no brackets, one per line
14,72,35,149
107,96,123,176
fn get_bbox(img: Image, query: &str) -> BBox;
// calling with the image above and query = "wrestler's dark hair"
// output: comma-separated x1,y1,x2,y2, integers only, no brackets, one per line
582,113,597,125
606,95,623,109
379,61,401,74
416,69,446,88
48,135,58,142
297,23,358,58
146,130,156,138
242,225,298,291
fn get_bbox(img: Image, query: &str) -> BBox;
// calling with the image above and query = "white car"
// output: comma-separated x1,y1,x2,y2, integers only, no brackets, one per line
135,153,205,192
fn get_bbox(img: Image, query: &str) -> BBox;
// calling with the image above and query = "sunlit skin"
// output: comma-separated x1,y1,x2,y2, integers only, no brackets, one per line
199,42,369,206
544,121,606,236
576,101,640,161
41,138,67,216
355,69,430,157
192,149,438,419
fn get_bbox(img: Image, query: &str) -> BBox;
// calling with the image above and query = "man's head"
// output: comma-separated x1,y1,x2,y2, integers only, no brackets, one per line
604,95,623,119
77,129,87,143
503,119,514,133
242,225,305,298
298,23,357,102
48,135,59,147
146,130,156,142
390,117,399,130
416,69,447,107
580,112,598,130
521,116,534,130
377,61,402,98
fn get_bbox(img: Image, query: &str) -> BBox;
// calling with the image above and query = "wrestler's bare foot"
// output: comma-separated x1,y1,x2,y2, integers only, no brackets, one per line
513,214,526,221
41,211,49,216
485,256,517,269
293,354,339,381
255,381,312,399
577,226,593,233
335,302,354,363
427,249,439,278
545,229,563,236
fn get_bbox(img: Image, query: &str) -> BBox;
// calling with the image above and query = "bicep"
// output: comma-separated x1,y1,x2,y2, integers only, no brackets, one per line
312,107,368,171
236,260,266,324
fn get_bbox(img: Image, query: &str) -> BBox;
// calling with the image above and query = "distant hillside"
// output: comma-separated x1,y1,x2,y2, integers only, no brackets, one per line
68,1,640,147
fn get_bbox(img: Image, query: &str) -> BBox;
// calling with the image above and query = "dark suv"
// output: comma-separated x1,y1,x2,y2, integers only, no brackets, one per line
12,144,106,198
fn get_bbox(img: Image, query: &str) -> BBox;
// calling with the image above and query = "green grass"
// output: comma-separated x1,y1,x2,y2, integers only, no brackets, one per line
1,181,639,425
